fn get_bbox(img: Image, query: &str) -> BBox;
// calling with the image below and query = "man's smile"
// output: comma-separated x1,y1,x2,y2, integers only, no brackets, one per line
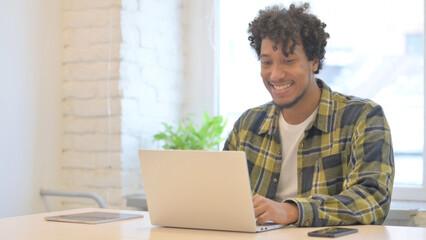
270,82,294,92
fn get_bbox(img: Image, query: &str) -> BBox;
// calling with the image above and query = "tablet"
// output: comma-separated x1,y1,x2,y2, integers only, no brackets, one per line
45,211,144,224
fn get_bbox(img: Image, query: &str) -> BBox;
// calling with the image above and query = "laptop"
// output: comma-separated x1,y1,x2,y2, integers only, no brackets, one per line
138,149,285,232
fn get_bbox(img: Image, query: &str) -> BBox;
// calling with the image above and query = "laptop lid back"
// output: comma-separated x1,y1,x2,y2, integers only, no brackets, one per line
139,150,258,232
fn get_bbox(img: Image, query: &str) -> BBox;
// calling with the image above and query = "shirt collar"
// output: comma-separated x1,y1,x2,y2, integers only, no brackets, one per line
311,79,333,133
257,102,280,136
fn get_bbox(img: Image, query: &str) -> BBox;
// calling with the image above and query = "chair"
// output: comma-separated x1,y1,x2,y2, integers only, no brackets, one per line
40,189,106,211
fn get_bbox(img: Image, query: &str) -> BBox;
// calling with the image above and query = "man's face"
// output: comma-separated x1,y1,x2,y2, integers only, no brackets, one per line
260,38,319,109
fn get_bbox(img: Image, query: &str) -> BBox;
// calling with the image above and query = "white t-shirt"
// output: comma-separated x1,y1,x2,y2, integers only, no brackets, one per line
274,108,318,202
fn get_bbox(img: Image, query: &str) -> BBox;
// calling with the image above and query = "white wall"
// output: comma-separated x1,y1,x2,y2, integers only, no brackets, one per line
0,0,217,217
0,0,62,217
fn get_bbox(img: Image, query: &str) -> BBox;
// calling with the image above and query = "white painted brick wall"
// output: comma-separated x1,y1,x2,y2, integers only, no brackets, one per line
63,8,121,28
63,116,121,134
63,62,121,81
63,0,122,11
62,151,122,169
63,81,122,100
63,134,121,152
63,98,122,117
63,27,122,47
62,169,122,188
61,0,186,210
119,0,185,198
63,44,121,62
61,0,123,209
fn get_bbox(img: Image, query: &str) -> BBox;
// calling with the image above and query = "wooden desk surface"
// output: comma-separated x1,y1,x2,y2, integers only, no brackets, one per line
0,208,425,240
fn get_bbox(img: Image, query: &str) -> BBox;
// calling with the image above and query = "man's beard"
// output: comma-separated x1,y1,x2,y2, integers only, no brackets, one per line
273,85,308,109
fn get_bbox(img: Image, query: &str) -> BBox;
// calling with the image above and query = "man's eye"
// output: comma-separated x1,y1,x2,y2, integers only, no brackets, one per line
261,61,272,65
284,59,295,63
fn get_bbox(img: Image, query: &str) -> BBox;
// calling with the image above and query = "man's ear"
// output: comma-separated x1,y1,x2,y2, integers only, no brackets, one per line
311,58,319,72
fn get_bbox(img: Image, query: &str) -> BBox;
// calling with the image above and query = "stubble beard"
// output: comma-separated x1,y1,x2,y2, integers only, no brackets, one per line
272,83,309,109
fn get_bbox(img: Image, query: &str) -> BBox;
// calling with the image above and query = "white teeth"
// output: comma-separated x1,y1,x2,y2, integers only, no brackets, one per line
274,83,292,91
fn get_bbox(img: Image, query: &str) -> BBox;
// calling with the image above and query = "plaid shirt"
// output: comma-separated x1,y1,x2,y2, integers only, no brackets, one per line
223,79,394,227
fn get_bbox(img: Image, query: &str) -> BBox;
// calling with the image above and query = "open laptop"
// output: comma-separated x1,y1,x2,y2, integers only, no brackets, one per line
138,149,285,232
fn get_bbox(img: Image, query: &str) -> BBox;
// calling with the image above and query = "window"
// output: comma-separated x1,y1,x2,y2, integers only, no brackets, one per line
218,0,425,200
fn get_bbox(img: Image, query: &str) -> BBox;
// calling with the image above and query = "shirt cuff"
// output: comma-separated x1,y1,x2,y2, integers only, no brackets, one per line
284,198,315,227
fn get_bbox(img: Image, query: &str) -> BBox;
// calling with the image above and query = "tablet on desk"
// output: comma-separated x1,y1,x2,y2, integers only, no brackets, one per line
45,211,143,224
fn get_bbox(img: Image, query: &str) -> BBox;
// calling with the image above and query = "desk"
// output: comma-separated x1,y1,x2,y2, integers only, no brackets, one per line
0,208,425,240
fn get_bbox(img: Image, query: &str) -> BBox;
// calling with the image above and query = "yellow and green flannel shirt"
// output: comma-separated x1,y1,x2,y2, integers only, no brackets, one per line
223,79,394,227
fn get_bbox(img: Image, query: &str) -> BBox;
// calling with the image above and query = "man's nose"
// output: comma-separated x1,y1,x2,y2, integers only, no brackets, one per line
270,64,286,81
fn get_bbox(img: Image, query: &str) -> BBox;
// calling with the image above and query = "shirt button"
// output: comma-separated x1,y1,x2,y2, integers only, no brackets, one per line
273,178,278,183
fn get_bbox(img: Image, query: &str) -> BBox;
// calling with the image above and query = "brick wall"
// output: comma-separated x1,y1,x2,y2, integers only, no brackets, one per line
120,0,185,199
61,0,184,209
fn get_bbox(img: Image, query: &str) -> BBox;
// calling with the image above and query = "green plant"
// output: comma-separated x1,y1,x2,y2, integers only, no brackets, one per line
153,112,228,150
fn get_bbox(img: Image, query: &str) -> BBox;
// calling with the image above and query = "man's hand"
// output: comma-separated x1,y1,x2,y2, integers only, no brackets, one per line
253,194,299,225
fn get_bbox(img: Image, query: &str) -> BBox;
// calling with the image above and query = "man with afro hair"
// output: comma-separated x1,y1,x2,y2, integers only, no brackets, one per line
223,3,394,227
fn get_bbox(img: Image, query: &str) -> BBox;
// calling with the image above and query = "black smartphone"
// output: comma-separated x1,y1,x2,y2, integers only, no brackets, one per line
308,227,358,238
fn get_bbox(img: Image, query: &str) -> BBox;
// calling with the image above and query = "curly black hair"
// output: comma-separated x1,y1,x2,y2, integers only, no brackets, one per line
248,2,330,74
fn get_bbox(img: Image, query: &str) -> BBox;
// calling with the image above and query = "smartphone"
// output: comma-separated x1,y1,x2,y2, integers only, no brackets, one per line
308,227,358,238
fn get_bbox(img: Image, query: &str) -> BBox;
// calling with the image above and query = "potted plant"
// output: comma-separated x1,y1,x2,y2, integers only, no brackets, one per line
153,112,227,150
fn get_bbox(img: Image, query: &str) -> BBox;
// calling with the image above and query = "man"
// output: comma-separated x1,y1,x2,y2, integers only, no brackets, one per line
223,3,394,227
